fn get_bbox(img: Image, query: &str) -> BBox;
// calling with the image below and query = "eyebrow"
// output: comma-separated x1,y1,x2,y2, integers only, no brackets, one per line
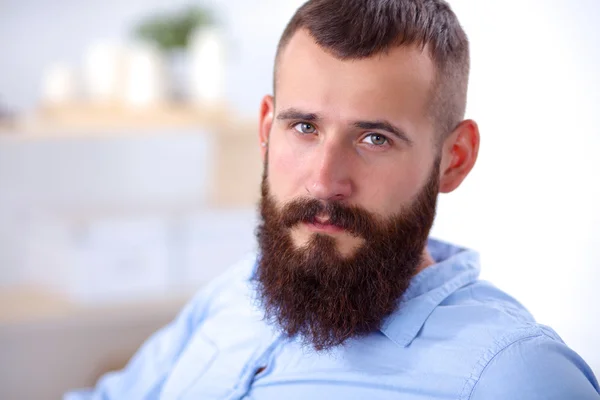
276,107,413,146
276,108,319,122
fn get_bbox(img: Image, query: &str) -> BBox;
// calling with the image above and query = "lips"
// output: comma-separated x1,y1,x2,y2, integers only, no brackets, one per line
314,215,330,224
306,215,345,233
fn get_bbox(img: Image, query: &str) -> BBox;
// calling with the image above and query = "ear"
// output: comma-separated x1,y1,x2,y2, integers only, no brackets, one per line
259,95,275,162
438,119,480,193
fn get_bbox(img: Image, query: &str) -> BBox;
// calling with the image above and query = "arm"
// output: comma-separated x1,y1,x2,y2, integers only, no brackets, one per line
469,332,600,400
64,257,254,400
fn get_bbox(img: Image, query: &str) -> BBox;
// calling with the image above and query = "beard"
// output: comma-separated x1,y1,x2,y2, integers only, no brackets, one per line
254,160,440,351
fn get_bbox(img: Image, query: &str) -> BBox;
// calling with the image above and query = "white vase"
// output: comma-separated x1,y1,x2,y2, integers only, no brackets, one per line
122,43,167,108
83,41,127,104
188,27,227,107
41,62,78,106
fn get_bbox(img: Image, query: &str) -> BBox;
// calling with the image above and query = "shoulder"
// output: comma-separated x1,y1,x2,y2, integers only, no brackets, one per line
463,328,600,399
431,281,600,399
418,280,542,357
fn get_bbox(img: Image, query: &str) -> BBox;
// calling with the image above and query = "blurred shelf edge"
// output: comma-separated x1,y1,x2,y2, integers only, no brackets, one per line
0,101,258,139
0,284,191,328
0,101,263,207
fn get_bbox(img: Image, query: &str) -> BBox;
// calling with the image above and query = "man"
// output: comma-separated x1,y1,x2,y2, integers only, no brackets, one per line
67,0,599,399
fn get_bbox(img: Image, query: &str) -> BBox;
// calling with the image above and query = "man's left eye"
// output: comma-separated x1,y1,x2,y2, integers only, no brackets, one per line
362,133,389,146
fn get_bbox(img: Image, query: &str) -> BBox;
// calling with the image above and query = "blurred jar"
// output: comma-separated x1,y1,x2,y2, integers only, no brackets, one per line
83,41,127,105
188,27,227,108
41,63,79,106
122,43,167,109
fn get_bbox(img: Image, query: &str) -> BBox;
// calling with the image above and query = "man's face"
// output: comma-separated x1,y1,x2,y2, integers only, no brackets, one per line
254,30,444,350
266,30,439,253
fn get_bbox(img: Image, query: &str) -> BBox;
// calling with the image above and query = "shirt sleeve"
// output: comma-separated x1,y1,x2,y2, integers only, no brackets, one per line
63,258,253,400
469,332,600,400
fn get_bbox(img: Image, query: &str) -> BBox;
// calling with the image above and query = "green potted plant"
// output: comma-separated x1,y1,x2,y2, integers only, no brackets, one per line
133,5,215,101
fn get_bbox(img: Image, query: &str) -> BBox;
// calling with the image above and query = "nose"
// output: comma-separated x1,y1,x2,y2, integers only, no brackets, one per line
307,140,353,201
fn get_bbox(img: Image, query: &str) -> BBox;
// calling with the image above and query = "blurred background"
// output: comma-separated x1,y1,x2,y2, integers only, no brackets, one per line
0,0,598,398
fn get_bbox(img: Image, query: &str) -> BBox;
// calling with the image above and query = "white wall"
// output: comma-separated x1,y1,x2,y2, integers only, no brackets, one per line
432,0,600,374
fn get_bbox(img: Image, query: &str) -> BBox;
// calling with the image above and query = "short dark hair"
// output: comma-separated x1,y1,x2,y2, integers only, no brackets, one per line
275,0,470,139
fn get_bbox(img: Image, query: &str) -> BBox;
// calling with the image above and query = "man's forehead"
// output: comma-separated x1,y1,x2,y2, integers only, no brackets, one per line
275,29,436,132
275,29,435,91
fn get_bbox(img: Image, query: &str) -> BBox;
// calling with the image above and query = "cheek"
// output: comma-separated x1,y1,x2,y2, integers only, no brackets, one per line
267,137,310,200
358,159,427,215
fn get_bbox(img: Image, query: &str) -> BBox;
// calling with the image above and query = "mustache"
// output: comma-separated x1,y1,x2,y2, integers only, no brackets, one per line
278,198,378,237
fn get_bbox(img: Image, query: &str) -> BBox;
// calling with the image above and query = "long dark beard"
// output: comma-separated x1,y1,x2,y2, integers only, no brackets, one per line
254,161,440,351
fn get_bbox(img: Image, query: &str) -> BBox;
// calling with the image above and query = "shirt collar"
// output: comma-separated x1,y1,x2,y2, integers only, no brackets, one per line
379,238,481,347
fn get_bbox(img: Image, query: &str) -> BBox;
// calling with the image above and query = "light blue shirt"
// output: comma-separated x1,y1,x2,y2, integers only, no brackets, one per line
66,239,600,399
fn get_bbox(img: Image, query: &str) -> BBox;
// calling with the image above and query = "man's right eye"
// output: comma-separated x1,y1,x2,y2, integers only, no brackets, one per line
293,122,317,134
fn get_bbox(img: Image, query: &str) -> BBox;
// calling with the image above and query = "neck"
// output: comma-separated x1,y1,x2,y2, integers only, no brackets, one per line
414,248,435,276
